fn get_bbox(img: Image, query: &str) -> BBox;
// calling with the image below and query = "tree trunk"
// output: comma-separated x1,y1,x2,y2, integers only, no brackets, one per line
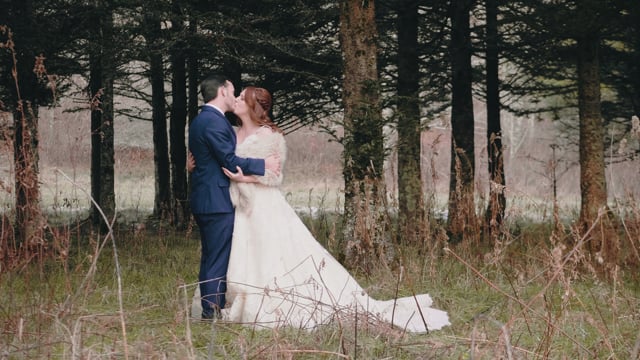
447,0,478,244
145,13,171,220
11,0,44,246
90,3,116,230
396,0,425,244
89,34,103,227
185,12,199,223
577,31,616,263
485,0,505,237
170,0,188,228
339,0,385,272
187,14,199,124
631,5,640,116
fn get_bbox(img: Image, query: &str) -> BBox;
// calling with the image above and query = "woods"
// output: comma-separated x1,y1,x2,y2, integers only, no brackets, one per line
1,0,638,270
1,0,640,358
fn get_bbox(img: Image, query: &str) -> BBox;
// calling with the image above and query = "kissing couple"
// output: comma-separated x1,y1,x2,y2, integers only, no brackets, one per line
188,74,450,332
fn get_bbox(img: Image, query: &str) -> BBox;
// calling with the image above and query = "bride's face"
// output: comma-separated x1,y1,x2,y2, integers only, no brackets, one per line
233,90,249,118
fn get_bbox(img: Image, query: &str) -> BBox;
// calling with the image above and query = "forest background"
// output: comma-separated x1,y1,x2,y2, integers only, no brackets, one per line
1,0,639,358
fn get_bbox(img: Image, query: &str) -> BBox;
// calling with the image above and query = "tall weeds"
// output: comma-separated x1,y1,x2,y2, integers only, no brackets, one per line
0,25,46,272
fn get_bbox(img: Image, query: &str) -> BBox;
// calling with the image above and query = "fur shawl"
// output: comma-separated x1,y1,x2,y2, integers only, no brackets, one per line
230,127,286,213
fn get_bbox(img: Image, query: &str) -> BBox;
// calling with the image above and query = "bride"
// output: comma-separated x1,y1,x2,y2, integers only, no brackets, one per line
193,86,449,333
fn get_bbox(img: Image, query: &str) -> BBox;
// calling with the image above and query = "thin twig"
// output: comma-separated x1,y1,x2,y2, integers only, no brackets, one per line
444,210,607,358
354,303,358,360
473,314,513,360
411,290,429,334
391,266,402,327
55,169,129,360
272,349,350,358
631,328,640,360
179,283,195,360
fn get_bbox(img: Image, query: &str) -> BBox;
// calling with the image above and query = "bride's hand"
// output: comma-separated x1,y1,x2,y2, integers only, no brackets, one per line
223,166,258,183
222,166,244,180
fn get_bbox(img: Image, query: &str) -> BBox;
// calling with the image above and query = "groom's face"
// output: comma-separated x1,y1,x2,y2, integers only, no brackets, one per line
233,89,248,118
222,81,236,112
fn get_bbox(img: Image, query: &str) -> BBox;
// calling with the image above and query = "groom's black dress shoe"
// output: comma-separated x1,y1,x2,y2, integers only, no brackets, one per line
201,305,222,321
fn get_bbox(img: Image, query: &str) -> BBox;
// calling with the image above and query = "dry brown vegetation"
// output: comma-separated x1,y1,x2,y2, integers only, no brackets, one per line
0,99,639,358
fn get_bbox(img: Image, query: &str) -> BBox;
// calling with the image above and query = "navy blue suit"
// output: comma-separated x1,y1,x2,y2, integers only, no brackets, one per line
189,105,265,317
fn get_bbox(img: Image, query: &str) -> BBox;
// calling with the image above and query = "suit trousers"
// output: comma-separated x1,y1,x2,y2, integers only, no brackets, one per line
194,212,234,317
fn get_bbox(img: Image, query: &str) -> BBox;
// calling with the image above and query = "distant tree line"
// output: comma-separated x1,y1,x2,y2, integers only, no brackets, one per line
0,0,638,270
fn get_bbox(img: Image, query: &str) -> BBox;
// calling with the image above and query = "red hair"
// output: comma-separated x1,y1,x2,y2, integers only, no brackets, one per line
242,86,282,133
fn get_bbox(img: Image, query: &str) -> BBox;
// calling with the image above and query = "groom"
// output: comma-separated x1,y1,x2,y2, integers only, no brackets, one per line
189,74,279,319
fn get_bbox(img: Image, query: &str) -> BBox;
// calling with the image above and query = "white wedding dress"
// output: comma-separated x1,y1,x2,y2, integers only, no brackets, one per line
195,127,450,333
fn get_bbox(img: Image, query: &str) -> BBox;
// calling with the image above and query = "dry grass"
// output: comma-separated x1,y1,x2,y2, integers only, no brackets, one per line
1,92,639,359
1,205,639,359
3,131,639,358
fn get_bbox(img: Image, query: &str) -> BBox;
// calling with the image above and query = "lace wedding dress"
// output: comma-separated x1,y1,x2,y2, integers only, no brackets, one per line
195,127,450,332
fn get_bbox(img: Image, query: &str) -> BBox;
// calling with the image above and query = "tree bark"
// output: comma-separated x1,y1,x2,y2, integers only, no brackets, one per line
187,14,199,124
144,12,171,220
577,31,616,263
447,0,478,244
485,0,505,237
170,0,188,228
339,0,385,272
631,5,640,116
90,2,116,230
185,13,199,223
396,0,425,244
11,0,44,246
89,29,102,228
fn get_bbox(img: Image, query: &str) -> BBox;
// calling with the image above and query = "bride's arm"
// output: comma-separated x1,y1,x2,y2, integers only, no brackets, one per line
255,132,286,187
225,130,286,185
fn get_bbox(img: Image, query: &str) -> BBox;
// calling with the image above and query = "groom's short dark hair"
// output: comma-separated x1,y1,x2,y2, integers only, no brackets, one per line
201,74,229,103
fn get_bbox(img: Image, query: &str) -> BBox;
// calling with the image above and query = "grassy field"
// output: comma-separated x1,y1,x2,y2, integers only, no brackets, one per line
1,211,639,359
1,108,639,358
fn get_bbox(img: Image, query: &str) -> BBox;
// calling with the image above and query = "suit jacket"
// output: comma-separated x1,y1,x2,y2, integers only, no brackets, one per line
189,106,265,214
